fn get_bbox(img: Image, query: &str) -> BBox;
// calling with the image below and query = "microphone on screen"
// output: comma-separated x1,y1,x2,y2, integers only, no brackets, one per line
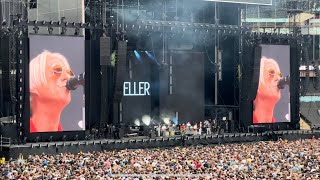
66,72,85,90
277,75,290,89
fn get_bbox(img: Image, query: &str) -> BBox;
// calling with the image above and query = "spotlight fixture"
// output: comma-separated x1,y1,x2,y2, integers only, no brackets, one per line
74,28,80,35
74,135,79,141
48,26,53,34
1,20,7,27
61,27,67,35
33,26,39,34
48,136,53,142
16,13,22,19
23,137,27,144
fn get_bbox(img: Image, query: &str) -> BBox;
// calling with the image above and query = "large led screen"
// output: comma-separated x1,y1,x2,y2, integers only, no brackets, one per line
253,45,290,124
29,35,85,132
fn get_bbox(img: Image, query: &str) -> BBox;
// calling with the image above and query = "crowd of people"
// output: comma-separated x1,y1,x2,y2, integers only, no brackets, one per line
1,138,320,179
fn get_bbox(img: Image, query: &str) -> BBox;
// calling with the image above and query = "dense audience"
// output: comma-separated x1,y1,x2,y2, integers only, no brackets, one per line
1,138,320,179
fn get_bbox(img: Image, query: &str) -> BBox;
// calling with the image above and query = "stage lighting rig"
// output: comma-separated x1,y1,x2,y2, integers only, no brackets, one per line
48,26,53,34
74,135,79,141
116,19,253,36
33,25,39,34
1,20,7,27
13,20,104,30
114,19,311,43
48,136,53,142
74,28,80,35
61,27,67,35
62,135,67,141
0,21,10,36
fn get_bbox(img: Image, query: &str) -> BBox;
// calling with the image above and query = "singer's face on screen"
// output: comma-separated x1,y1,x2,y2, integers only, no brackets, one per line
257,57,282,102
41,54,74,104
30,51,75,132
30,51,74,107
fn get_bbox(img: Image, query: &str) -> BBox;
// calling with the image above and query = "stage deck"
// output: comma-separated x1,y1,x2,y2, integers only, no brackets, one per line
1,130,319,159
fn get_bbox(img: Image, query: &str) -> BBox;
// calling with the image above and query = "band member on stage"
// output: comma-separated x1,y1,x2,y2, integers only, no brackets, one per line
29,50,74,132
180,124,186,135
198,122,202,135
156,124,161,137
205,119,211,134
253,57,282,124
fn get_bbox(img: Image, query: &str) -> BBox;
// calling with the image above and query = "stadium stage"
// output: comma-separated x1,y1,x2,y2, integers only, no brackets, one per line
1,130,320,159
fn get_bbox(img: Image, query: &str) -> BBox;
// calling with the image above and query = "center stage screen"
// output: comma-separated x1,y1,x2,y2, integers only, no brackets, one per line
29,35,85,133
253,45,290,124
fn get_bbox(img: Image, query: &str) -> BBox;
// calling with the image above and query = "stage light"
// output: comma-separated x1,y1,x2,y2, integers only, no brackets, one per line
85,134,90,140
23,137,27,144
145,51,155,60
48,26,53,34
1,20,7,27
61,27,67,35
134,50,142,61
74,28,80,35
33,26,39,34
142,115,151,126
134,119,140,126
74,135,79,141
62,135,67,141
163,118,170,125
171,117,178,125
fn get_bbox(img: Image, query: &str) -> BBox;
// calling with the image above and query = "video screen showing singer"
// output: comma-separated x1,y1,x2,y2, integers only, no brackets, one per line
29,35,85,133
253,45,290,124
253,57,282,124
29,51,74,132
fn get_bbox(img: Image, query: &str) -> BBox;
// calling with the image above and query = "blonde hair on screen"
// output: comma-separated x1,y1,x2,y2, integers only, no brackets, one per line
29,50,71,94
259,56,280,85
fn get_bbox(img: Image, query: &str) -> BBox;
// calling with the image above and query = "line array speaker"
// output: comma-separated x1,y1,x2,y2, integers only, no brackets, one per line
0,36,11,102
301,47,310,95
249,46,262,100
100,37,111,128
113,41,127,103
100,37,111,65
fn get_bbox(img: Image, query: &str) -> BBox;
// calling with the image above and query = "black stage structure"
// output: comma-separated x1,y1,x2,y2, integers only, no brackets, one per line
0,0,313,159
1,130,320,159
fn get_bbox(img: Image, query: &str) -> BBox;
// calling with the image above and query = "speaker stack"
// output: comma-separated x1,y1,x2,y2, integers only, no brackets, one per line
100,37,111,127
249,46,262,100
113,41,127,103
